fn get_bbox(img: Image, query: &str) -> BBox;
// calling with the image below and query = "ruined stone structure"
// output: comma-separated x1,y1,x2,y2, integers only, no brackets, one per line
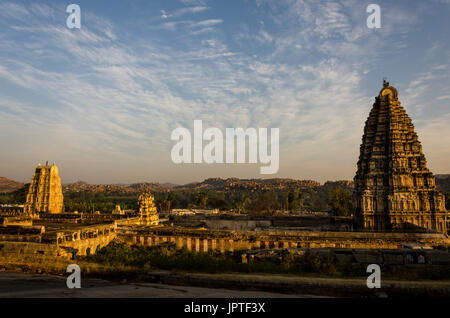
354,81,447,232
137,193,159,226
0,205,24,215
121,226,450,252
1,156,448,268
24,162,63,214
112,205,124,215
0,221,117,260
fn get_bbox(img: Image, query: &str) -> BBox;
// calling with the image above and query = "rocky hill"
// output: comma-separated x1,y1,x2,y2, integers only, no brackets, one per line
62,181,171,194
174,178,322,192
128,182,172,193
60,177,328,194
5,174,446,195
323,180,354,190
0,177,24,193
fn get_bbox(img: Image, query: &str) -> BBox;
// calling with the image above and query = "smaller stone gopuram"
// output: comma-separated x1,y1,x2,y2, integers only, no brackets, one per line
24,162,64,215
137,193,159,226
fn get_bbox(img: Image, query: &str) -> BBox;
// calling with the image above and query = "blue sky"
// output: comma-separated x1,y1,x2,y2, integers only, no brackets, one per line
0,0,449,184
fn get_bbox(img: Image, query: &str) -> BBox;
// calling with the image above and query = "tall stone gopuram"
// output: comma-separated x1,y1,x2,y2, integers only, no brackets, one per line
24,162,64,214
354,80,447,233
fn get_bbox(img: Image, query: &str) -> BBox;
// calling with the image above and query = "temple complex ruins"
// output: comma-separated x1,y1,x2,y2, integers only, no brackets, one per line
1,80,449,267
354,81,448,233
24,162,64,215
0,162,162,258
0,157,448,267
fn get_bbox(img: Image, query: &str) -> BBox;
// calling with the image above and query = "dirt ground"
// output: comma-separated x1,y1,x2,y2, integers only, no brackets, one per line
0,272,323,298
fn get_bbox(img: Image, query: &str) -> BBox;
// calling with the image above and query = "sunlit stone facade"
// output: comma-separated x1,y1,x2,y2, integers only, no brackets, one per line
137,192,159,225
24,162,64,214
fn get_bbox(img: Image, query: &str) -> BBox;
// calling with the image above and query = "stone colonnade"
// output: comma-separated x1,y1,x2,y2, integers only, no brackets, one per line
57,224,117,255
132,235,363,252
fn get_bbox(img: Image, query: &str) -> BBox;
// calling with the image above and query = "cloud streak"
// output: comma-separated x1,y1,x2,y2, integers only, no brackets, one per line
0,0,448,184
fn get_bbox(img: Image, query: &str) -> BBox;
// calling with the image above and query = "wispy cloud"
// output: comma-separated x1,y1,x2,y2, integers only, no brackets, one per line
160,5,209,19
195,19,222,27
0,0,448,183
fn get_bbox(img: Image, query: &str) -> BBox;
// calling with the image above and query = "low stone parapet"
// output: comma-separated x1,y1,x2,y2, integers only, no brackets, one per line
0,241,71,261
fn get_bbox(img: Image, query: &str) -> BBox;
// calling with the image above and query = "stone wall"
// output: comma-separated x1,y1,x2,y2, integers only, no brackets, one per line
169,214,353,231
115,216,142,226
0,216,33,226
242,247,450,266
37,212,142,225
0,241,71,261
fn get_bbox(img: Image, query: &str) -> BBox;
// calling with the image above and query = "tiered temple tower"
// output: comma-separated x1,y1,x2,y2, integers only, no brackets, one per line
24,162,64,214
137,192,159,226
354,81,447,233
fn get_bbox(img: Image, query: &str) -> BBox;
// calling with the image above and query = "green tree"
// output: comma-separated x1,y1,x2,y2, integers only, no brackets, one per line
280,191,289,211
12,184,29,203
165,192,176,211
248,192,278,215
233,194,251,214
327,187,353,216
207,197,231,210
287,190,305,212
193,191,208,208
297,191,305,212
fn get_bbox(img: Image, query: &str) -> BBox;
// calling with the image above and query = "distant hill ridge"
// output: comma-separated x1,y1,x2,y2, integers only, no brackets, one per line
2,175,449,194
176,178,324,191
59,178,352,193
0,177,24,193
435,174,450,192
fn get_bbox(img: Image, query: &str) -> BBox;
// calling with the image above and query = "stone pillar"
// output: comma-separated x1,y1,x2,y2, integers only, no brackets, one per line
241,254,248,264
219,239,225,253
186,238,192,251
195,238,200,252
175,237,182,249
228,240,234,252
